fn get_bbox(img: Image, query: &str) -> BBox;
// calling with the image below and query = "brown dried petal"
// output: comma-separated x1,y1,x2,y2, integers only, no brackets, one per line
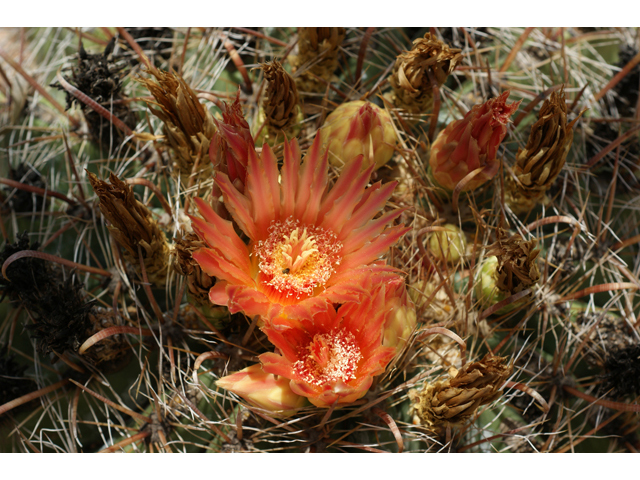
409,354,513,429
262,61,300,132
390,33,462,114
140,68,216,180
290,27,345,93
88,172,169,285
173,232,214,305
507,86,582,213
488,230,540,295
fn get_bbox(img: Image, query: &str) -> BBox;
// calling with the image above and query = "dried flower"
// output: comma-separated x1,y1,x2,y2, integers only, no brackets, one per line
290,28,345,93
209,93,255,192
409,354,513,429
507,87,581,213
191,131,408,321
259,277,398,407
476,230,540,314
429,91,521,192
260,61,301,137
54,39,137,150
321,100,397,171
173,232,230,329
390,33,462,114
427,224,467,263
140,68,216,183
216,364,308,415
81,307,132,371
88,172,169,286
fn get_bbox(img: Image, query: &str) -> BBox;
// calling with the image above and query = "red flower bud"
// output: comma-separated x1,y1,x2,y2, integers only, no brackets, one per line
429,91,521,192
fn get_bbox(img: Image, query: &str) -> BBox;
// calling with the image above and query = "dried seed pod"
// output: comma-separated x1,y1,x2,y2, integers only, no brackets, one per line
289,27,345,93
409,354,513,429
261,60,301,133
390,33,462,114
506,86,581,213
140,68,216,183
88,172,169,286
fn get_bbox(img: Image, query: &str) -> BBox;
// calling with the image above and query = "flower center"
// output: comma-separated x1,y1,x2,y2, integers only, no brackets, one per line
254,218,342,298
293,329,362,386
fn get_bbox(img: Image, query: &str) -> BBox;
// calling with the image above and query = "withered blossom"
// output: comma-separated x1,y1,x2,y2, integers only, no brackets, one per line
390,33,462,114
88,172,169,286
261,61,301,136
140,68,216,183
507,86,582,213
488,230,540,295
289,28,345,93
409,354,513,429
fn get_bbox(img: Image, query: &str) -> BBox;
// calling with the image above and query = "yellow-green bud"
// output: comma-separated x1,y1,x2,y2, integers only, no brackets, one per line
427,224,466,263
321,100,397,171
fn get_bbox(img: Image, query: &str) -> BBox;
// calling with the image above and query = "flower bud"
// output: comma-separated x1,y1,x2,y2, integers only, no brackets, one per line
429,91,521,192
321,100,397,170
409,354,513,430
216,364,307,415
427,224,466,263
381,278,417,353
506,86,582,213
209,93,255,192
390,33,462,114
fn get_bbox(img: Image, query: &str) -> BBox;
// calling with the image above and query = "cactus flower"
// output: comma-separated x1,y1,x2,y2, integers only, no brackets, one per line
209,93,255,192
191,130,408,322
259,276,399,407
216,364,308,415
321,100,397,171
429,91,521,192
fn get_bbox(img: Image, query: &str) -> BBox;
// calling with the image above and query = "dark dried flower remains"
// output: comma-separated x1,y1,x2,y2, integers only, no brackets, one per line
141,68,216,182
488,230,540,295
507,86,581,213
54,38,137,149
409,354,513,429
390,33,462,114
0,232,50,304
602,344,640,399
88,172,169,285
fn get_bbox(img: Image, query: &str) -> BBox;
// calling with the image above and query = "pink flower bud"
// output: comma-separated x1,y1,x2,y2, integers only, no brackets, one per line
429,91,521,192
209,92,255,192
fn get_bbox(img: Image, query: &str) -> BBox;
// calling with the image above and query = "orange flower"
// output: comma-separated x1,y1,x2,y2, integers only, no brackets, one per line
429,91,521,192
191,131,408,320
209,93,255,192
259,276,400,407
